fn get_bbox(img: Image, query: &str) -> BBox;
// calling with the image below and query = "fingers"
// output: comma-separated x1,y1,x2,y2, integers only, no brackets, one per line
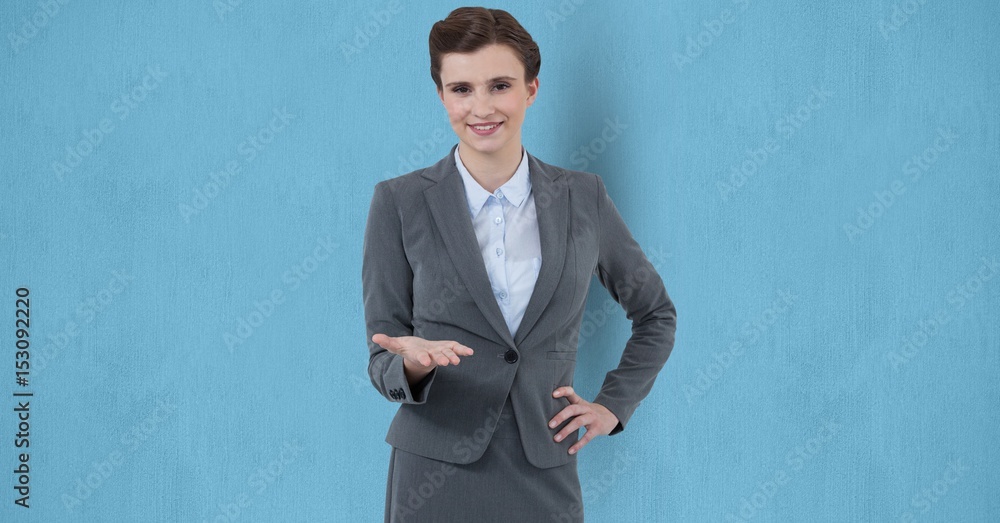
554,412,595,444
548,403,586,430
547,395,604,455
444,342,475,364
453,343,475,356
436,341,474,360
429,342,474,366
374,335,473,354
568,429,597,455
415,351,434,367
371,333,398,350
552,385,587,405
375,335,475,368
553,386,582,404
431,349,456,367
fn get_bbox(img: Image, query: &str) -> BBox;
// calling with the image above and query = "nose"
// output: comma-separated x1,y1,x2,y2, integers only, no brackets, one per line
472,91,494,120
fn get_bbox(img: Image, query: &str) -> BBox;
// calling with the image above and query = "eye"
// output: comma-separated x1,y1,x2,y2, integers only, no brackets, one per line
452,86,470,94
493,83,511,91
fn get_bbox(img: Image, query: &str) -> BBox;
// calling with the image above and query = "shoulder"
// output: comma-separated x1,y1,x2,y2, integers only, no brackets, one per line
529,153,605,198
374,169,429,196
371,167,438,217
375,147,455,197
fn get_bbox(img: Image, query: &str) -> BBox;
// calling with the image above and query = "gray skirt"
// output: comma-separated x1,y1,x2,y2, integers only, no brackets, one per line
385,393,584,522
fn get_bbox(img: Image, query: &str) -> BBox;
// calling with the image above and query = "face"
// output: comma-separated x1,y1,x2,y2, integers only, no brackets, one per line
437,43,539,158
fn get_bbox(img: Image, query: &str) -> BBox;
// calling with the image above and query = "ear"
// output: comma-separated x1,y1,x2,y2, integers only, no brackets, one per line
525,77,539,107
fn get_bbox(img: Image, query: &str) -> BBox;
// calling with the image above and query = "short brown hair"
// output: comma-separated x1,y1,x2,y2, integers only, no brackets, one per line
429,7,541,91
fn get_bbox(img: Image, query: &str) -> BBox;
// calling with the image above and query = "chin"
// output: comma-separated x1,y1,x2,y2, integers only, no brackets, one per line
461,137,504,154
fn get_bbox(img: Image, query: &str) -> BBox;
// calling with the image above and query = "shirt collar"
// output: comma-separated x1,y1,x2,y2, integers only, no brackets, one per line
454,143,531,218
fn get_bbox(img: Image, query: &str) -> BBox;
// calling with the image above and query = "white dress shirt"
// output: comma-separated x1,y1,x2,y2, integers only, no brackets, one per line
454,143,542,339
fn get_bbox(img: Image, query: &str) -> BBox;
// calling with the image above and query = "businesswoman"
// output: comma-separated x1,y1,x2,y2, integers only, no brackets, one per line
363,7,677,522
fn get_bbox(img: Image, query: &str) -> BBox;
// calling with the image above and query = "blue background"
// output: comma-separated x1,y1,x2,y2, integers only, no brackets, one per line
2,1,998,521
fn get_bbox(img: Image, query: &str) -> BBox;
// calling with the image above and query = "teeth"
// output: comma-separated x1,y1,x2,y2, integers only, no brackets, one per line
473,123,499,131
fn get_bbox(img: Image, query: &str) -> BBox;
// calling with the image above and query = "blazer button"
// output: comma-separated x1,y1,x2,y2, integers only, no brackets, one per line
504,349,518,364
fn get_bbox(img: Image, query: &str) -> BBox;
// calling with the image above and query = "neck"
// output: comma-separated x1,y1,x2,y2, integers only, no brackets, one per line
458,140,523,194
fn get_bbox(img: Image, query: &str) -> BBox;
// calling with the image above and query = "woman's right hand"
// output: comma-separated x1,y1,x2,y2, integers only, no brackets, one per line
371,333,475,371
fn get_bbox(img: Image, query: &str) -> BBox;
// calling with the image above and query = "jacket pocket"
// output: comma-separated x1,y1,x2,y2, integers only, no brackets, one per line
545,350,577,361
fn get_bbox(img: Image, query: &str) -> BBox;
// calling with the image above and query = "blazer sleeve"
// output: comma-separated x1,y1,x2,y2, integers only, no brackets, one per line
362,180,437,405
591,175,678,435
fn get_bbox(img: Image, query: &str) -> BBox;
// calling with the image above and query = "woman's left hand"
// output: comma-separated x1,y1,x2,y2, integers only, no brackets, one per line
548,386,620,455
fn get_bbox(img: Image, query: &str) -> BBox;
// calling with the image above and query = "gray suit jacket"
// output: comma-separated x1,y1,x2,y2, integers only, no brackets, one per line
363,144,677,469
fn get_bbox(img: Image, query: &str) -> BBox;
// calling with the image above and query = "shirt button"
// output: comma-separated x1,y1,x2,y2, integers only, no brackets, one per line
496,247,503,256
496,190,504,199
498,291,506,299
494,216,502,225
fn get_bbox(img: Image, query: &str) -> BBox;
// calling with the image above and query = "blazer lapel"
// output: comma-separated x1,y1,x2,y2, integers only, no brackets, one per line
424,146,517,349
422,145,568,350
514,152,568,347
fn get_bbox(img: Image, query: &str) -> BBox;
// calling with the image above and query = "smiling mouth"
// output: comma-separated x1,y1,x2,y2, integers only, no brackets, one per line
470,122,502,132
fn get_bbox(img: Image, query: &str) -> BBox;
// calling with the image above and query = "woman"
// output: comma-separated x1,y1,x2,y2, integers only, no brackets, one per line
363,7,677,522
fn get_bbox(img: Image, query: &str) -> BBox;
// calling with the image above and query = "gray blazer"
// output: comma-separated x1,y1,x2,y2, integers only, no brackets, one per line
363,144,677,469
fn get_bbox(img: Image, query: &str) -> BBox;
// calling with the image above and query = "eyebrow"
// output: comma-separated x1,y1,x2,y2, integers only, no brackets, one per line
444,76,518,88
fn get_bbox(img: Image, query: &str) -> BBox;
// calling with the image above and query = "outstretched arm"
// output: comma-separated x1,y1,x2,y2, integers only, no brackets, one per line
362,181,436,404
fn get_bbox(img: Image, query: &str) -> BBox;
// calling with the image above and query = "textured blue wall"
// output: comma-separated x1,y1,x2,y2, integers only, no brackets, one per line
2,1,998,521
